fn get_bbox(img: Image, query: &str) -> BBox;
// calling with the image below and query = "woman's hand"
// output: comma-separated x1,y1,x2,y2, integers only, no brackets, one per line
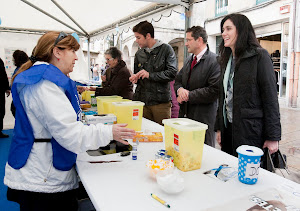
216,130,221,147
101,75,106,82
112,124,136,145
77,86,87,93
263,140,279,154
5,90,11,97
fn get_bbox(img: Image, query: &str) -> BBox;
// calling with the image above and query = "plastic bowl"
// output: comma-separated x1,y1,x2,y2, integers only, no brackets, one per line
146,159,174,179
156,171,184,194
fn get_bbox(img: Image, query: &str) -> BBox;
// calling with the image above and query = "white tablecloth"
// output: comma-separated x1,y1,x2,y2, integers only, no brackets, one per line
76,118,300,211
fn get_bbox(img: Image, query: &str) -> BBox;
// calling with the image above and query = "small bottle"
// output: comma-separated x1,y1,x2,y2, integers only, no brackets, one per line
91,94,97,107
132,144,137,160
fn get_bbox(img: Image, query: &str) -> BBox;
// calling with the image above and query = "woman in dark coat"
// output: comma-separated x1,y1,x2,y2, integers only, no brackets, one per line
88,47,133,100
11,50,29,117
215,13,281,157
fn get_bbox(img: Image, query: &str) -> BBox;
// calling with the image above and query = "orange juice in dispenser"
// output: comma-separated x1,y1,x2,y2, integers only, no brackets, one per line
162,118,208,172
112,101,144,131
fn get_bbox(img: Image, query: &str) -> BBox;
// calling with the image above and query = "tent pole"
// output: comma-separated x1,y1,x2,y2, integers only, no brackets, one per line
51,0,89,37
87,38,91,80
20,0,84,36
184,0,191,59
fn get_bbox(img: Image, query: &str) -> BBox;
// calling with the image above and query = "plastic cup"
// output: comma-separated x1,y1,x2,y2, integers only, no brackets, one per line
236,145,264,185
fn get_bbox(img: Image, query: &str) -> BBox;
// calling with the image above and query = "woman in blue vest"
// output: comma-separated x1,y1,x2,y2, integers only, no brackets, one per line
4,31,135,211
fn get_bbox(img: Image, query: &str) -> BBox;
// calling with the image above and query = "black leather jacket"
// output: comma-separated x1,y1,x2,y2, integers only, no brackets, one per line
133,43,177,106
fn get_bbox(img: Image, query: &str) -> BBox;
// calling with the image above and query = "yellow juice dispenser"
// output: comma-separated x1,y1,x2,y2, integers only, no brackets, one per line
103,99,131,114
96,96,122,114
162,118,208,172
82,91,95,103
112,101,145,131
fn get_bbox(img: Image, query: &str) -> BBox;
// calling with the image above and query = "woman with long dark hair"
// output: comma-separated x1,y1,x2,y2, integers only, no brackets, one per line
215,14,281,157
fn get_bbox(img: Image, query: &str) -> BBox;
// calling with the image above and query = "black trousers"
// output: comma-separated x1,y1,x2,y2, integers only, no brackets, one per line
0,93,5,131
221,122,235,156
7,188,78,211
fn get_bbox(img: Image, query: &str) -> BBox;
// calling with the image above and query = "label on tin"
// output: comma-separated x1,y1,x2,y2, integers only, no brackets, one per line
174,134,179,152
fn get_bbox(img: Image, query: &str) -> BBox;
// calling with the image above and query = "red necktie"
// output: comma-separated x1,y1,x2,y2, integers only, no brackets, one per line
191,56,197,69
187,56,197,86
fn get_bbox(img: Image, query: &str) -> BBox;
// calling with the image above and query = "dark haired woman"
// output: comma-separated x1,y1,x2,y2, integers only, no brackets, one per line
10,50,29,117
81,47,133,100
215,14,281,157
4,32,135,210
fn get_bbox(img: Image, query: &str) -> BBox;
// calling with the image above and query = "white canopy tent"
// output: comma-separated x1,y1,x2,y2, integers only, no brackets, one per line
0,0,153,35
0,0,188,81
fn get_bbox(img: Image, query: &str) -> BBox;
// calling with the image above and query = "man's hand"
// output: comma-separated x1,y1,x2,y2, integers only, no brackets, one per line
129,74,139,84
136,69,149,79
129,69,149,84
177,88,189,103
263,140,279,154
216,130,221,147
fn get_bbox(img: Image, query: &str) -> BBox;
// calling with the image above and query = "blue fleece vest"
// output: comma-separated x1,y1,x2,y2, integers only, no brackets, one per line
8,64,81,171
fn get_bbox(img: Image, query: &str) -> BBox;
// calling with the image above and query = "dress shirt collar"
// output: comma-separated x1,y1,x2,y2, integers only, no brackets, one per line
193,46,207,62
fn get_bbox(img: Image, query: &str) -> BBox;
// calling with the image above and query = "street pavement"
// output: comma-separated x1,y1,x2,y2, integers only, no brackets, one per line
3,95,300,173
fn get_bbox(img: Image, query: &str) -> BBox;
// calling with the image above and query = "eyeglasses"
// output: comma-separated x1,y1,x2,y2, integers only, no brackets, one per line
54,31,68,46
105,58,114,61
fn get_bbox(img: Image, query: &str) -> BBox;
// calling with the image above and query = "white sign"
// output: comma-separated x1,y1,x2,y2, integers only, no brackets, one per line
245,163,260,179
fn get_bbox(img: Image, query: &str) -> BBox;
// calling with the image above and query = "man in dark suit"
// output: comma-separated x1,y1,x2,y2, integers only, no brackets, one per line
174,26,220,147
0,57,11,138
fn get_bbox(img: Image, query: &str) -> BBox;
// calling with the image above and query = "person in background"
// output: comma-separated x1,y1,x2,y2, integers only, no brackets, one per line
129,21,177,125
215,13,281,157
271,50,280,57
170,80,179,118
0,57,11,138
11,50,29,117
174,26,220,147
78,47,133,100
4,31,135,210
93,64,100,81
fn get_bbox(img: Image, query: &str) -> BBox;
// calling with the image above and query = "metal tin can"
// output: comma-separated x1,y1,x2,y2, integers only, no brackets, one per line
155,152,165,160
158,149,167,154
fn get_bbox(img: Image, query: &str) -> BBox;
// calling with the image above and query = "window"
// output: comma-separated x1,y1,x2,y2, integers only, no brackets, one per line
215,0,228,17
216,36,223,55
256,0,270,4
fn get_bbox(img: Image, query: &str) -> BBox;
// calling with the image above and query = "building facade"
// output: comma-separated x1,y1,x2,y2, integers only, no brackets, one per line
91,0,299,108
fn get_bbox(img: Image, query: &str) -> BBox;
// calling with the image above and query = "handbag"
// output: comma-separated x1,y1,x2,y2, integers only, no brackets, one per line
261,148,300,184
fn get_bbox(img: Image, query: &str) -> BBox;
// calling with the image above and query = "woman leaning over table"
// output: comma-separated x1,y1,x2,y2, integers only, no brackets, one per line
4,31,135,211
214,14,281,157
79,47,133,100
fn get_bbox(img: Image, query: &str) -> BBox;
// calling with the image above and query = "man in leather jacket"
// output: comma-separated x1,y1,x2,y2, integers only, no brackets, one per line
130,21,177,125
